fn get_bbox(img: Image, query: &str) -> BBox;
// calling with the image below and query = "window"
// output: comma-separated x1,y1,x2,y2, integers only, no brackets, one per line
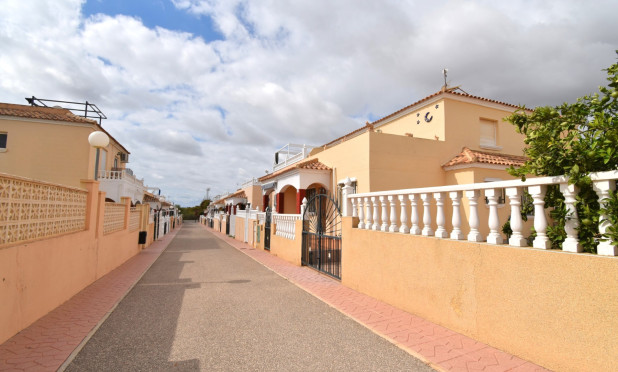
480,119,498,148
0,132,7,152
336,179,357,205
484,178,505,206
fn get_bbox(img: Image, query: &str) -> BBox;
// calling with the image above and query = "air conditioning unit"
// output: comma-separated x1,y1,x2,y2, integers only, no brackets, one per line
119,153,129,163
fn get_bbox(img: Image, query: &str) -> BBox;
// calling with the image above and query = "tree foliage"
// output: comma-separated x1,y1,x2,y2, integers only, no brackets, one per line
179,199,211,220
506,53,618,252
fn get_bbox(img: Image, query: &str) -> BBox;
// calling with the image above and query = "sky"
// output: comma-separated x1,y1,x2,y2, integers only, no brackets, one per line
1,0,617,207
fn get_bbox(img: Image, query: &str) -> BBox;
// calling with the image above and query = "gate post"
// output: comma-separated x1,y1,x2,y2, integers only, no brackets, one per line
341,177,354,217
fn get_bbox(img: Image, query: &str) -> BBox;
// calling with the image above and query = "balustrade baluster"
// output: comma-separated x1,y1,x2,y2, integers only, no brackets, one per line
388,195,398,232
398,194,410,233
593,180,617,256
357,197,365,229
465,190,482,242
380,196,389,231
364,197,372,230
559,183,581,252
449,191,464,240
410,194,421,235
433,192,447,238
371,196,380,230
506,187,527,247
529,185,550,249
351,197,358,218
420,193,433,236
485,188,503,244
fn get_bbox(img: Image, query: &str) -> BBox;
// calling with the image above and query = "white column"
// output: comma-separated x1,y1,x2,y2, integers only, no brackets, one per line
410,194,421,235
357,197,365,229
485,188,503,244
351,197,358,218
560,183,581,253
341,177,354,217
300,197,308,217
399,194,410,234
593,180,617,256
364,197,372,230
529,185,550,249
433,192,448,238
465,190,483,242
506,187,527,247
449,191,464,240
371,196,380,231
388,195,398,232
420,193,433,236
380,196,389,232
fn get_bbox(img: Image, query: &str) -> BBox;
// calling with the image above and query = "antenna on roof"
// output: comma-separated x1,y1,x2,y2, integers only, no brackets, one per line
442,68,448,91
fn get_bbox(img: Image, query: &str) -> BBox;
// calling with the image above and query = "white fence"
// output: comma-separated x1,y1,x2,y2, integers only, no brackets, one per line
347,170,618,256
272,213,302,240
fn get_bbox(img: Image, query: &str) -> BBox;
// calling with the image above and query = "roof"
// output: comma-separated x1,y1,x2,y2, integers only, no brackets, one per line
259,158,331,182
442,147,527,168
227,190,247,199
319,88,532,149
0,102,130,155
0,103,99,124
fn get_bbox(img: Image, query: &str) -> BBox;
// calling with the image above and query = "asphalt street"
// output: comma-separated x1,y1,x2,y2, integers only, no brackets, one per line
65,223,434,371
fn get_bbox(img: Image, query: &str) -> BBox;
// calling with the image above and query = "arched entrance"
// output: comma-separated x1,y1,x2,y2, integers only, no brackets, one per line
301,194,342,279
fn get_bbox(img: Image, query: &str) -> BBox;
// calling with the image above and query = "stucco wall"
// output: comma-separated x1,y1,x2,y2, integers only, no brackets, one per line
0,181,143,345
269,220,303,266
342,217,618,372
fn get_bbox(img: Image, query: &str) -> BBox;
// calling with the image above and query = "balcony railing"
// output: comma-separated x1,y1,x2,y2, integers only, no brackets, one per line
272,144,316,171
346,170,618,256
272,213,302,240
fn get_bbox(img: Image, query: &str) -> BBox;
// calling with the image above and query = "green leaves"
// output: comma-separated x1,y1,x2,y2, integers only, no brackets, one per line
507,53,618,253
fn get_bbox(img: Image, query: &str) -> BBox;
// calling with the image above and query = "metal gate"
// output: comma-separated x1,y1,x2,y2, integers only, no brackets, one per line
301,194,342,279
153,210,160,240
264,207,272,251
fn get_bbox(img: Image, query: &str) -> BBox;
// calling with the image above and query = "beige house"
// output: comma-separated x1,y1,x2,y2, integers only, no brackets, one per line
0,103,129,189
258,87,528,215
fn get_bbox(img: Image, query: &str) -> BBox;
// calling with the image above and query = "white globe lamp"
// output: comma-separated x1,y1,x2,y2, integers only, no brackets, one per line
88,131,110,180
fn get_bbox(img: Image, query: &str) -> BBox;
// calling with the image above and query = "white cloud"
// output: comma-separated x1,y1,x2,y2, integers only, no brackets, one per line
1,0,617,206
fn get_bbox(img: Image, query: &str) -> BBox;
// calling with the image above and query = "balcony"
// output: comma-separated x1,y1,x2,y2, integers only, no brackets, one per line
272,144,316,172
98,168,147,204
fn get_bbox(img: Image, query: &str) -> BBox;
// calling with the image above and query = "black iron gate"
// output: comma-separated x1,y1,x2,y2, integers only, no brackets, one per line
301,194,342,279
153,210,160,240
264,207,272,251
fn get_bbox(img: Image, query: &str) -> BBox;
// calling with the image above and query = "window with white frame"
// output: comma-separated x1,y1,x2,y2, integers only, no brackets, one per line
484,178,505,205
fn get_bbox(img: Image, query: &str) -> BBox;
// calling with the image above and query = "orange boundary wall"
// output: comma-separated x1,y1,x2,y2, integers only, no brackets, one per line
0,180,148,344
341,217,618,372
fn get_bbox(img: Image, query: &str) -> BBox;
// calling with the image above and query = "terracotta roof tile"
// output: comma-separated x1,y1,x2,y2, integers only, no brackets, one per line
259,158,331,182
442,147,527,168
228,190,247,199
0,103,98,124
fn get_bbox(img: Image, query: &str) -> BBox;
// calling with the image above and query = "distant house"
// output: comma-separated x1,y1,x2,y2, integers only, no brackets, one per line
0,100,150,205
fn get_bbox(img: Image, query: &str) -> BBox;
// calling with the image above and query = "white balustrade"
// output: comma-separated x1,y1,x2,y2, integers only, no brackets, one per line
593,180,617,256
506,187,526,247
371,196,380,230
273,213,302,240
449,191,464,240
560,183,581,252
398,195,410,234
420,193,433,236
380,196,389,232
434,192,447,238
343,169,618,256
485,188,503,244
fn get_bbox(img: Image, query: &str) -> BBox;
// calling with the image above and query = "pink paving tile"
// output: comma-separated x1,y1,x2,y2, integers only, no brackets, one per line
204,225,551,372
0,228,179,372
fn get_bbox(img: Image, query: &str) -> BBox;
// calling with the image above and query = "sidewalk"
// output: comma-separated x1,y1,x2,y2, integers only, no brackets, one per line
204,225,550,372
0,228,179,372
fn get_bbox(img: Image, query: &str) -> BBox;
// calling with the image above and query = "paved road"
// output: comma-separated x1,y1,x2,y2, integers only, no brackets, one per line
65,224,434,371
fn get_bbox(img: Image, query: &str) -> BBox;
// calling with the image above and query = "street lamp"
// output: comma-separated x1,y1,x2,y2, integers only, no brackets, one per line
88,131,109,180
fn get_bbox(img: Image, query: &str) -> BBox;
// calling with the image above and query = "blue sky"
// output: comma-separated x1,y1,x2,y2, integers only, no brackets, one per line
82,0,223,41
